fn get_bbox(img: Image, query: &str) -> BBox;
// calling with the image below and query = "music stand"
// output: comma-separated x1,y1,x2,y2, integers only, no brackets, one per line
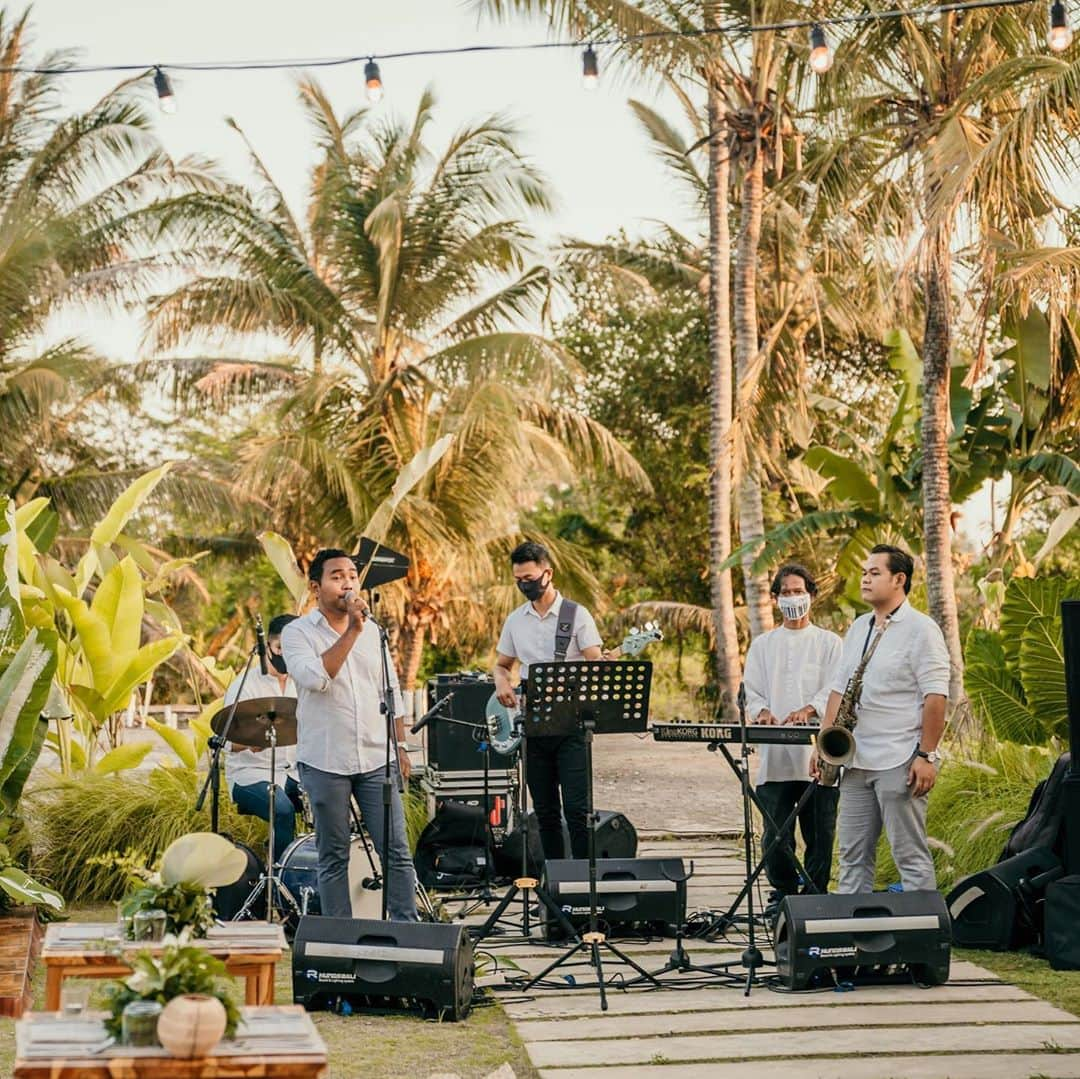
519,660,663,1012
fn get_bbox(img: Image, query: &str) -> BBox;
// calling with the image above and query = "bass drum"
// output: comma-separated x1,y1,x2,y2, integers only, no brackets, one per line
277,833,382,933
211,837,265,921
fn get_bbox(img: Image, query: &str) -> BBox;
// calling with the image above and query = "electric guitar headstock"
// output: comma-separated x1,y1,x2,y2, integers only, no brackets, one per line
607,621,663,659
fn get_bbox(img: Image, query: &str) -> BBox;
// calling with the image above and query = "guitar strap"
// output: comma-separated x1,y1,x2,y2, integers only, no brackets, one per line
553,599,579,662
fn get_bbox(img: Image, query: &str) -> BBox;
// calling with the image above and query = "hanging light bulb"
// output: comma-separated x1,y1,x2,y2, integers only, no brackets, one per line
809,24,833,74
1048,0,1073,51
582,45,599,90
153,66,176,114
364,58,383,103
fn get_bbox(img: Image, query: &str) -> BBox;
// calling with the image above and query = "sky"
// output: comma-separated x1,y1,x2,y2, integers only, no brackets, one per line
32,0,700,364
29,0,1003,546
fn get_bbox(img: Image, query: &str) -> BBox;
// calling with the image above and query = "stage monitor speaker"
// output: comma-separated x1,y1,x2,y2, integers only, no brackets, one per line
774,890,951,991
497,808,638,878
1046,874,1080,970
541,857,685,939
946,846,1063,951
426,678,517,772
292,917,474,1020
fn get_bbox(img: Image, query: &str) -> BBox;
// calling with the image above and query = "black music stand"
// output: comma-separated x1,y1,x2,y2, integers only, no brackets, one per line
519,660,663,1012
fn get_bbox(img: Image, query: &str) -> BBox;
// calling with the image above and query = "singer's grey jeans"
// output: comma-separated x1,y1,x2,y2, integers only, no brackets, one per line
836,758,936,894
298,761,418,921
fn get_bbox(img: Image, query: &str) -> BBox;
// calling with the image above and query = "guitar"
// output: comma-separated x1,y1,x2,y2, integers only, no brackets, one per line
484,623,663,755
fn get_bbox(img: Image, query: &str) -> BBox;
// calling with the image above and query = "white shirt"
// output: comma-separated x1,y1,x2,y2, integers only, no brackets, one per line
222,668,297,789
496,591,604,680
744,624,843,784
281,609,404,776
829,600,950,771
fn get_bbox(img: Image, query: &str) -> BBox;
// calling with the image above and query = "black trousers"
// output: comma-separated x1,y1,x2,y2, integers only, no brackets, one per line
525,732,589,861
755,779,839,896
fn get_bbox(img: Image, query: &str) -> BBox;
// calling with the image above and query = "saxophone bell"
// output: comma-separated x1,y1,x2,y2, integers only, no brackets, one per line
816,724,855,787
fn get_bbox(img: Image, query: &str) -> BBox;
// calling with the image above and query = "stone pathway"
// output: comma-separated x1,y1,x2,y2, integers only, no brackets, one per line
450,837,1080,1079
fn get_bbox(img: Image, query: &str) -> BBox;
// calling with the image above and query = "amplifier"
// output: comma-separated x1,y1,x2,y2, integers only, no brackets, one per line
774,891,951,990
541,857,685,939
292,917,474,1021
947,846,1063,950
426,678,518,772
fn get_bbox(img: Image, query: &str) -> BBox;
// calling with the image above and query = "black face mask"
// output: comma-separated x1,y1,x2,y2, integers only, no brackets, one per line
269,653,288,675
516,574,549,602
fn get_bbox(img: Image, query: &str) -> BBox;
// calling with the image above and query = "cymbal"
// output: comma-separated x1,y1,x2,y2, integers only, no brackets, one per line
210,696,298,749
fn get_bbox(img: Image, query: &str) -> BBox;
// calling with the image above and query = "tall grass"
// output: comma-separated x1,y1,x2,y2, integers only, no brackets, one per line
874,741,1057,890
27,768,432,904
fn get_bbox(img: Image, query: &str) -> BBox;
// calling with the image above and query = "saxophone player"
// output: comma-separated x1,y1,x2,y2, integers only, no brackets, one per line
811,545,950,894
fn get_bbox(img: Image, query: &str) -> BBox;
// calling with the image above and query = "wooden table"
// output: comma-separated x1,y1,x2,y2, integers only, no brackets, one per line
42,923,286,1010
14,1005,327,1077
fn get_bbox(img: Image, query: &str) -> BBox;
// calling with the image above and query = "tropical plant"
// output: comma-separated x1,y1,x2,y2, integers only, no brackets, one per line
964,575,1080,746
145,86,645,688
104,933,240,1040
0,596,63,912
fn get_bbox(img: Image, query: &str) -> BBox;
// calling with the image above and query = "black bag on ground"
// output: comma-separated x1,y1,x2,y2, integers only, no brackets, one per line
413,801,492,888
1046,874,1080,970
1000,752,1070,861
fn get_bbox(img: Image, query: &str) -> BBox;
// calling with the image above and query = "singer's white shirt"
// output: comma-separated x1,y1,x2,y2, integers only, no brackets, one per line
743,624,842,784
222,669,296,789
281,609,404,776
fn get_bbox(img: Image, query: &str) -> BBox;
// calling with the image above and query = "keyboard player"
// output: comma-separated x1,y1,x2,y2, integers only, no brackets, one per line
743,564,842,916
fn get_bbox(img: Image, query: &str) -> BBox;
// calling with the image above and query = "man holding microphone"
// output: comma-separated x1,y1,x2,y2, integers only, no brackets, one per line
281,548,418,922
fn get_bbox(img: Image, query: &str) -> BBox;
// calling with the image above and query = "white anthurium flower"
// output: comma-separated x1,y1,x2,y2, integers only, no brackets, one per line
160,832,246,889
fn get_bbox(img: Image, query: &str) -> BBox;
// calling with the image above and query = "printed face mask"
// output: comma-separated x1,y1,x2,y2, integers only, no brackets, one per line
778,593,812,621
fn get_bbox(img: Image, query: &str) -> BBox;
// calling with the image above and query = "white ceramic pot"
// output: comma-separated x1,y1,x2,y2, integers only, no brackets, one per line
156,993,227,1058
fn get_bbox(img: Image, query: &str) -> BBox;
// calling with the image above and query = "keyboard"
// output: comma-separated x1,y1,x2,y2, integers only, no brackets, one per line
651,722,816,745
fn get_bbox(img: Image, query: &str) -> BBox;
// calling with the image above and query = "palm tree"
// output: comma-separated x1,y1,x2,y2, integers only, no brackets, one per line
808,4,1080,704
146,85,646,688
0,10,217,510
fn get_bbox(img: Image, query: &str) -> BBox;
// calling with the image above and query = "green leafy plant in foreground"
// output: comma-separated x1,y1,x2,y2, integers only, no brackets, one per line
103,932,240,1040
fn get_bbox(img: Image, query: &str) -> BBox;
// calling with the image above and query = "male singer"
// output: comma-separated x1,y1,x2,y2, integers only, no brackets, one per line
281,549,418,921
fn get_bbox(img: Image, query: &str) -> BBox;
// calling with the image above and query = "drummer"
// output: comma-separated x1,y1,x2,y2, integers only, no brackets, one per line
224,613,303,862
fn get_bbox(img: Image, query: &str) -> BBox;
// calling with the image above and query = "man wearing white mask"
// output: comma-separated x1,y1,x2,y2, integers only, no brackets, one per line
744,564,842,912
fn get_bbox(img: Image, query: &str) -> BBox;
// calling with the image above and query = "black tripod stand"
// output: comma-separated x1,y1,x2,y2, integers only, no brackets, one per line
519,660,662,1011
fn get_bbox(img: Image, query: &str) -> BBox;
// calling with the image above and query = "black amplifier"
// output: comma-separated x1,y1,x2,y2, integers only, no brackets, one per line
426,677,519,772
774,891,951,990
541,857,685,938
292,916,474,1021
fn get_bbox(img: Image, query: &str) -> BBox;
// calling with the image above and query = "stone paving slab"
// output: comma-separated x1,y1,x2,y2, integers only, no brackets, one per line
514,999,1071,1041
501,981,1034,1019
537,1052,1080,1079
526,1023,1080,1068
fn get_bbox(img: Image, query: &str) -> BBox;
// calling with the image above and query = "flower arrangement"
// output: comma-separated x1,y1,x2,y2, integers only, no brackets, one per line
103,931,240,1040
113,832,248,938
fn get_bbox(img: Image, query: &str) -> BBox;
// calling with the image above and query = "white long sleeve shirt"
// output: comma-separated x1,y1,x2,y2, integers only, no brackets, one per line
222,668,296,789
828,600,950,771
743,624,843,784
280,610,404,776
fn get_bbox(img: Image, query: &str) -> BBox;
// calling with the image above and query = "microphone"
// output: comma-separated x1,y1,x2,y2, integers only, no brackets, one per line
255,615,268,677
410,691,453,735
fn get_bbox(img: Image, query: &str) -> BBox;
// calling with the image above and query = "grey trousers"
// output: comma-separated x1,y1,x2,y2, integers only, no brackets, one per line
837,760,936,894
298,761,419,922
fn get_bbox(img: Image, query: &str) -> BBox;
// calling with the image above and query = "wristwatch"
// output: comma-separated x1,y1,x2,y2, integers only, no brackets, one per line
915,748,942,765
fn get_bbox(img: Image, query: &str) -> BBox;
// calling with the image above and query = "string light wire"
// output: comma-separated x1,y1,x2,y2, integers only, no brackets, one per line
0,0,1050,78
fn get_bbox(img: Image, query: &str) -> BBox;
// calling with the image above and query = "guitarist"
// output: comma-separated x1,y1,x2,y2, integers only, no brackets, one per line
494,541,604,861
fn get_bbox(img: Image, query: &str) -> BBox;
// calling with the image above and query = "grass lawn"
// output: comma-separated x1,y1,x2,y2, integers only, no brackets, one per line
0,904,538,1079
958,946,1080,1019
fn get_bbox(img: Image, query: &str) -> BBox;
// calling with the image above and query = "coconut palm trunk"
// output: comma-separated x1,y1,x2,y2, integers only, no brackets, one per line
707,70,742,708
397,620,427,694
734,148,774,639
921,226,965,705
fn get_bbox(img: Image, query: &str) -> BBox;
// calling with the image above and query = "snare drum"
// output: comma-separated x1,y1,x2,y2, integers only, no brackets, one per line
275,833,382,929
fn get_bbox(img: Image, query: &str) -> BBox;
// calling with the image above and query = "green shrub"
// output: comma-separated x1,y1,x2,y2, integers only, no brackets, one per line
27,768,267,901
874,741,1056,891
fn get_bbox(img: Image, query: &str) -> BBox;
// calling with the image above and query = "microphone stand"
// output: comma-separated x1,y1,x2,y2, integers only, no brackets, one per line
196,642,259,833
372,606,401,923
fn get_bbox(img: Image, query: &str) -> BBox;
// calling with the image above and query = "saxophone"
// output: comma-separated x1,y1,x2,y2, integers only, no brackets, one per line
817,615,892,787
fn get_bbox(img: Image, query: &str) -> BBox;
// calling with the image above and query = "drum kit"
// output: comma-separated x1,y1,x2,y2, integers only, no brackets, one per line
207,697,433,934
